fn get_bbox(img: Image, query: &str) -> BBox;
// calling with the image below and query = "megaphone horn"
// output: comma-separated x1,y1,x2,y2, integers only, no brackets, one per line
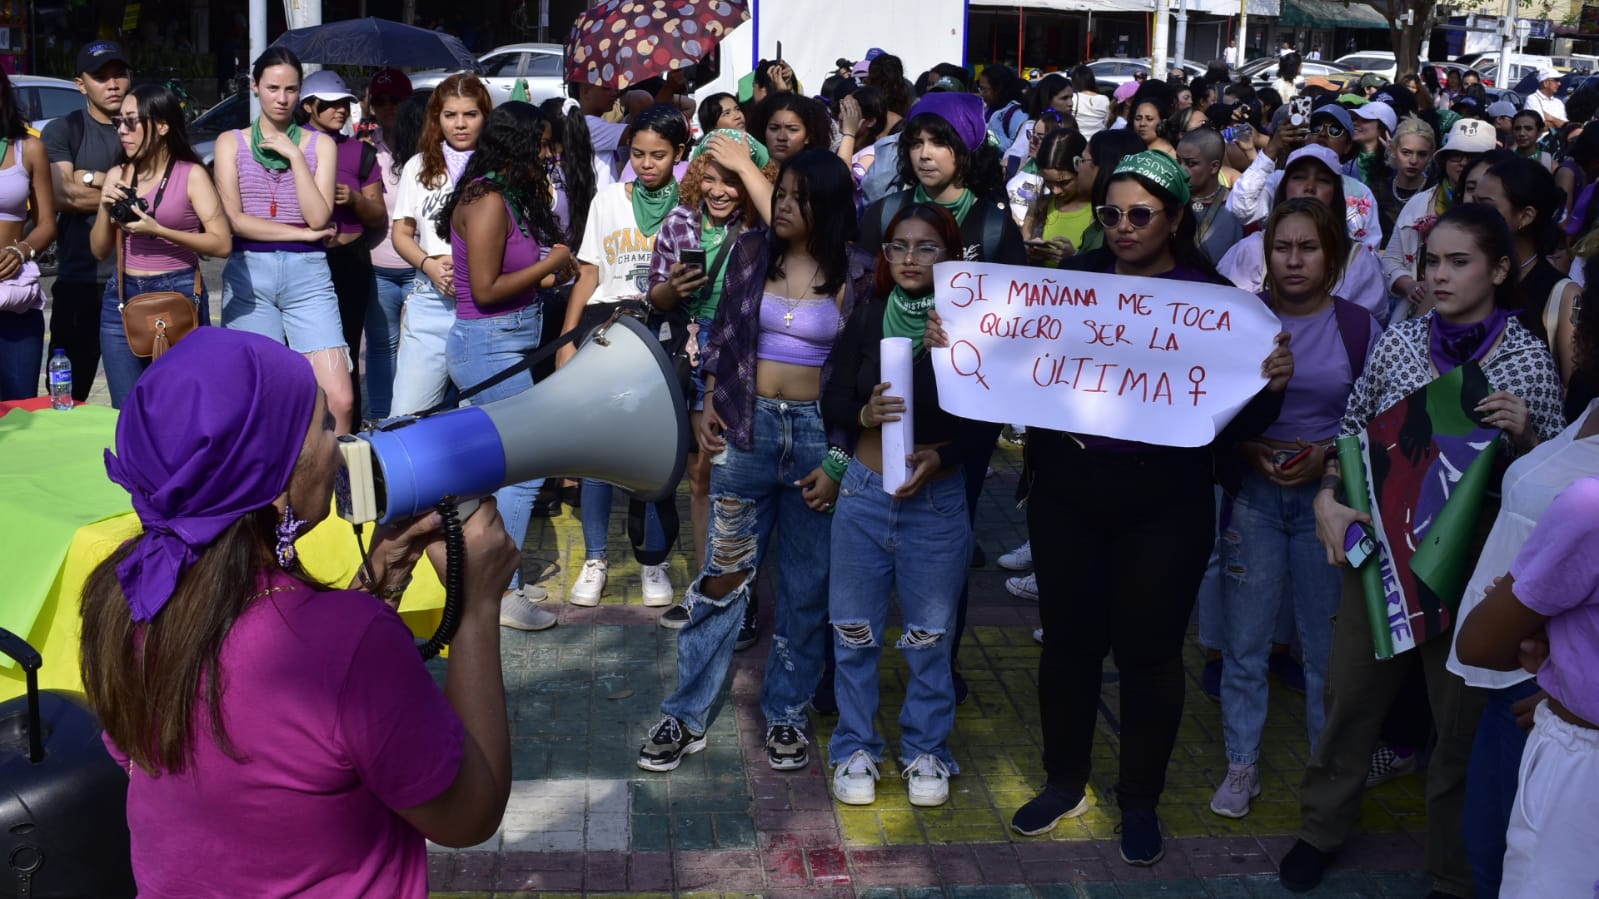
335,312,689,526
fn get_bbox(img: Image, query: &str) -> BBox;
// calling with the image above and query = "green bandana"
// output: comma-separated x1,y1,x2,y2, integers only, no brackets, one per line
913,184,977,225
631,179,680,238
882,285,936,357
1021,158,1038,176
484,172,531,236
690,129,771,168
1112,150,1190,204
250,117,304,172
692,211,730,319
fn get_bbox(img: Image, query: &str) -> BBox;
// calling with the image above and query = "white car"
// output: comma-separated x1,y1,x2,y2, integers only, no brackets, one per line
12,75,87,132
1085,57,1207,89
1335,51,1405,80
409,42,565,106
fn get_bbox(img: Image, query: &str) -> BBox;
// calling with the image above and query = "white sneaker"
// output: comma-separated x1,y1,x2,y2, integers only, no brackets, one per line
903,754,952,807
831,750,880,805
499,587,558,631
997,540,1033,571
640,563,674,607
1005,573,1038,601
570,559,607,606
1032,627,1044,645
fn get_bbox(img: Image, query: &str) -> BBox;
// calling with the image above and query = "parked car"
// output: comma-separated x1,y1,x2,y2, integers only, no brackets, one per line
409,42,564,106
188,92,250,167
1335,51,1403,80
12,75,87,133
1085,57,1206,90
1239,57,1354,90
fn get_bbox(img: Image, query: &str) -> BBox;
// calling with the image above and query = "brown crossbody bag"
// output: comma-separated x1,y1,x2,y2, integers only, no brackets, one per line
117,157,199,359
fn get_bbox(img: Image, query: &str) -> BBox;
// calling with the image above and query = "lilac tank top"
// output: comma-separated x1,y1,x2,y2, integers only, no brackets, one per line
755,292,839,366
234,128,320,229
125,161,201,271
450,196,543,320
0,141,28,222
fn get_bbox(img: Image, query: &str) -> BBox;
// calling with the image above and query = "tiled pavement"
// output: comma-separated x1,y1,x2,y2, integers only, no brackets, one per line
42,282,1430,897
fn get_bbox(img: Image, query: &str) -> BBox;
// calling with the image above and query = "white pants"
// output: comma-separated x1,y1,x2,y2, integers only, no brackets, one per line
1500,700,1599,898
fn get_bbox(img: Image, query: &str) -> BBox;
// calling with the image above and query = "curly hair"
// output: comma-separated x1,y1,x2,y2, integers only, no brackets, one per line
417,74,492,190
678,153,779,222
435,102,562,248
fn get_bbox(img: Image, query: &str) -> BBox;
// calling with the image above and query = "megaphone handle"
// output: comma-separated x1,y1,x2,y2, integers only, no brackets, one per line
417,499,467,660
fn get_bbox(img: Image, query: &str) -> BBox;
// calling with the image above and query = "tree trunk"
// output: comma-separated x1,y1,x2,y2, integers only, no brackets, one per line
1369,0,1436,70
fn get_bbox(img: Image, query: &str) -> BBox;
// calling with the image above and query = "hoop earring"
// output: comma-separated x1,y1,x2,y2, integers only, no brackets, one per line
276,503,307,568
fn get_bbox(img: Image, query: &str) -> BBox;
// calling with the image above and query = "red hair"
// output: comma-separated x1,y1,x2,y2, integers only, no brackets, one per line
417,74,492,189
872,202,963,298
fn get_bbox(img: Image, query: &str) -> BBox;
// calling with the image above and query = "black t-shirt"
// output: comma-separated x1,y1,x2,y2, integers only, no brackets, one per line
857,189,1028,267
42,110,123,282
1517,257,1566,345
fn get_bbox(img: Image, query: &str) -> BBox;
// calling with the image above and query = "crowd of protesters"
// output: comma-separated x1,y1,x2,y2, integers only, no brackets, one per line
10,36,1598,898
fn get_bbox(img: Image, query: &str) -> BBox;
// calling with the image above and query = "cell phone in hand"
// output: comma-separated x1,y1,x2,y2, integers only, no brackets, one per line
680,249,706,270
1289,95,1312,125
776,41,783,64
1344,522,1377,568
1280,444,1316,469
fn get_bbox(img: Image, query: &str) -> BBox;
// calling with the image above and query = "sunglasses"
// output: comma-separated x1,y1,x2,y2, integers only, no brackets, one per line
1307,121,1348,138
1094,204,1163,229
883,241,946,264
113,114,144,132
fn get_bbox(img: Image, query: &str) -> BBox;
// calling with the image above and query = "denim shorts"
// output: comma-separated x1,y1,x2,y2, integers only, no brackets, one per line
221,250,346,352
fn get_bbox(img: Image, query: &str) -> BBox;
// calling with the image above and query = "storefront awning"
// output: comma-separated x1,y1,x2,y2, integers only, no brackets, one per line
969,0,1156,13
1278,0,1392,29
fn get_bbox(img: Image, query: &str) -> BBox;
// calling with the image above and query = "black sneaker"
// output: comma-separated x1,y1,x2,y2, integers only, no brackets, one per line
734,599,759,651
1010,783,1089,835
765,724,809,770
1279,839,1335,892
658,603,689,630
638,715,706,772
1118,807,1164,866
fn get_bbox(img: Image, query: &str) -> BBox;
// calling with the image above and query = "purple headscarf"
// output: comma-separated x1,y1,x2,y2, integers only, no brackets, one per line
104,329,318,622
906,92,988,153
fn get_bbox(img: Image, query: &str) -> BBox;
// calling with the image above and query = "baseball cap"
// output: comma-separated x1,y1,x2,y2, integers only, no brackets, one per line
1439,117,1496,155
864,48,886,62
1308,103,1352,133
926,75,964,93
76,40,129,76
1486,100,1519,119
367,68,413,100
1539,68,1561,82
1114,80,1140,102
302,70,357,103
1284,144,1343,180
1352,101,1396,134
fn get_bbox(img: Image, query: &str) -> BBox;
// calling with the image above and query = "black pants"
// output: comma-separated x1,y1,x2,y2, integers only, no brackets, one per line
1028,433,1215,810
48,280,104,401
327,241,374,417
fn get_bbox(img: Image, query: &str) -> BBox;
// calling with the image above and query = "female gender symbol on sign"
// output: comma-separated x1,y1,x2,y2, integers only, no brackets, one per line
950,340,989,390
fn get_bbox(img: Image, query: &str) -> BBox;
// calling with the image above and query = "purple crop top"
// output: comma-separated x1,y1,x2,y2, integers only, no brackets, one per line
233,128,320,251
125,161,201,271
0,141,28,223
756,292,840,366
449,194,542,320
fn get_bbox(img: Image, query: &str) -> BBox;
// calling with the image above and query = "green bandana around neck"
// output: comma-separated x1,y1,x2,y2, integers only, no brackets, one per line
631,179,680,237
1112,150,1190,204
883,285,936,357
250,117,304,172
913,184,977,225
484,172,532,236
1021,158,1038,176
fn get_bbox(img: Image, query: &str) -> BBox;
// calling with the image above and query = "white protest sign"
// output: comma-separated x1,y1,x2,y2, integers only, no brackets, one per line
931,261,1280,447
880,337,916,494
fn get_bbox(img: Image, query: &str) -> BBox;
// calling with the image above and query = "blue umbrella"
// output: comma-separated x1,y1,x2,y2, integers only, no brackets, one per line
270,17,481,72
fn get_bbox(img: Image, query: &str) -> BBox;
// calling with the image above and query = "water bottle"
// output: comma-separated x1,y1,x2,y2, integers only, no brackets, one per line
47,349,72,410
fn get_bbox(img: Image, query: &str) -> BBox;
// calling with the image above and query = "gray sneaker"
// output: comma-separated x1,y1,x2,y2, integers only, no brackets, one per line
499,587,558,631
638,715,706,772
1209,763,1260,819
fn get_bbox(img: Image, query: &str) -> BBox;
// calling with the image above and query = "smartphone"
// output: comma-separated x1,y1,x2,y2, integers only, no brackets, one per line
680,249,706,270
1289,95,1312,126
1221,123,1252,143
1344,522,1377,568
1280,444,1316,470
776,40,783,64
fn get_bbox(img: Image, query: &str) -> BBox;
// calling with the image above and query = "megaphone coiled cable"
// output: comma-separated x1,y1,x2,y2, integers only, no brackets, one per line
416,500,466,660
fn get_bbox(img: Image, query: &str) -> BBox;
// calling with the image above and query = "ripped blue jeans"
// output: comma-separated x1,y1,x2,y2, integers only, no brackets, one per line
660,398,832,735
827,459,970,771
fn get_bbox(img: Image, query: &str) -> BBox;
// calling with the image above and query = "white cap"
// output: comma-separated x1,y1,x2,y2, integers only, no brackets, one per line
302,70,357,103
1538,68,1562,83
1351,101,1396,134
1439,117,1496,155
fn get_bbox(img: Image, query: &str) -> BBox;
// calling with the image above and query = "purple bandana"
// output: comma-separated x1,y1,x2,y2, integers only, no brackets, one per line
1429,307,1511,374
104,329,317,621
906,92,987,153
443,142,474,186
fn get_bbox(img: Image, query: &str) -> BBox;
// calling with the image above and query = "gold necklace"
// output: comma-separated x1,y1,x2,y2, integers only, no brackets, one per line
779,261,821,327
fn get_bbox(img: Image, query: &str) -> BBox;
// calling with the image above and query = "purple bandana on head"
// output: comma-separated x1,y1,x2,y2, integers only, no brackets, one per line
104,329,318,621
906,92,987,153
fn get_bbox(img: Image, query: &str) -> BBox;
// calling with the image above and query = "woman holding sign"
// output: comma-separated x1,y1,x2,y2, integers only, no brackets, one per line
1280,203,1565,895
1208,198,1382,820
931,151,1294,866
821,203,995,809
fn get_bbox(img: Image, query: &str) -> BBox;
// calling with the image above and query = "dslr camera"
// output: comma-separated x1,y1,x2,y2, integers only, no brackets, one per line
109,186,148,225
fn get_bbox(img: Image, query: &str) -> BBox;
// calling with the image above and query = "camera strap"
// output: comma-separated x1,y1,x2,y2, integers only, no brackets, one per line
117,157,196,304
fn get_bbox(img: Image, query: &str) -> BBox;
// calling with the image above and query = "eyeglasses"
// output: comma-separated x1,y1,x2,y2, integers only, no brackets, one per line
1094,204,1163,229
1307,121,1348,138
883,241,946,264
1072,154,1088,170
113,115,144,132
1029,130,1050,144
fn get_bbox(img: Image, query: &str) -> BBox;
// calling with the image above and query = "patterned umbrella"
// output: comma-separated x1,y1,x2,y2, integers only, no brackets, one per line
566,0,749,90
270,17,480,72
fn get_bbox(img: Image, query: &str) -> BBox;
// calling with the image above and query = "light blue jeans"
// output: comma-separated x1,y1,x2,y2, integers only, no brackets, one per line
1197,486,1296,650
1218,470,1343,764
99,268,210,409
827,460,970,771
364,265,414,420
660,397,832,734
390,276,456,416
444,305,544,589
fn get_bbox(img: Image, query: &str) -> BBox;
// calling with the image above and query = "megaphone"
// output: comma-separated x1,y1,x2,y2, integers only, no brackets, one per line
335,312,688,526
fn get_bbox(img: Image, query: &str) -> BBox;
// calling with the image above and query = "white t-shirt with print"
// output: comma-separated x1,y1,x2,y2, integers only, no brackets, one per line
391,154,457,259
576,182,656,305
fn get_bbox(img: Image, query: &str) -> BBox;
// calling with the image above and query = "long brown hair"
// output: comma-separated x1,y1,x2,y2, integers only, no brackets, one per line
1022,129,1087,241
417,74,492,190
1263,196,1349,304
80,507,321,774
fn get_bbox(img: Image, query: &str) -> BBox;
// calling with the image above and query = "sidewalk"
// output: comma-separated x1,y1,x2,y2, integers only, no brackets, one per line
424,443,1430,898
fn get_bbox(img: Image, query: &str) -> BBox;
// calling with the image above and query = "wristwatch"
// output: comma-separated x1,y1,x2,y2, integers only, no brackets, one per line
81,171,97,186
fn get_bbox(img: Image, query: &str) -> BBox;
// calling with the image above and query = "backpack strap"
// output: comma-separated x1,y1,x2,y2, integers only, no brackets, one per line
64,109,86,162
358,140,378,183
876,190,910,242
1545,278,1574,351
1332,297,1374,381
980,198,1006,262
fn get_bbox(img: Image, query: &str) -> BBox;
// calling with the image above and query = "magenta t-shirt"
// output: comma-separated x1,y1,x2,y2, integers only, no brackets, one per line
1511,475,1599,725
105,575,464,897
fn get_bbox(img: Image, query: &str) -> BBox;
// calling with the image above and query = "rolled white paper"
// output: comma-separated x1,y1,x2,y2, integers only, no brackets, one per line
880,337,916,495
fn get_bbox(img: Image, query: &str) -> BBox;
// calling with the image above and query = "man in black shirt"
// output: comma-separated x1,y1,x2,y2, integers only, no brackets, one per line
41,41,129,400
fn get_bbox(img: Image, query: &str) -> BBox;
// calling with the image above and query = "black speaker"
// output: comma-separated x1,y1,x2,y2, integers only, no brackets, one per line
0,629,135,898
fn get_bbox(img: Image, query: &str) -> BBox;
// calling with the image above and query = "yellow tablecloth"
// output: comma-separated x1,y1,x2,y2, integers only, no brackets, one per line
0,405,446,701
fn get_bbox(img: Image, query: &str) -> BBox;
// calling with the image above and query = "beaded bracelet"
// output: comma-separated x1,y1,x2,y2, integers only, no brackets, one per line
821,445,850,482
